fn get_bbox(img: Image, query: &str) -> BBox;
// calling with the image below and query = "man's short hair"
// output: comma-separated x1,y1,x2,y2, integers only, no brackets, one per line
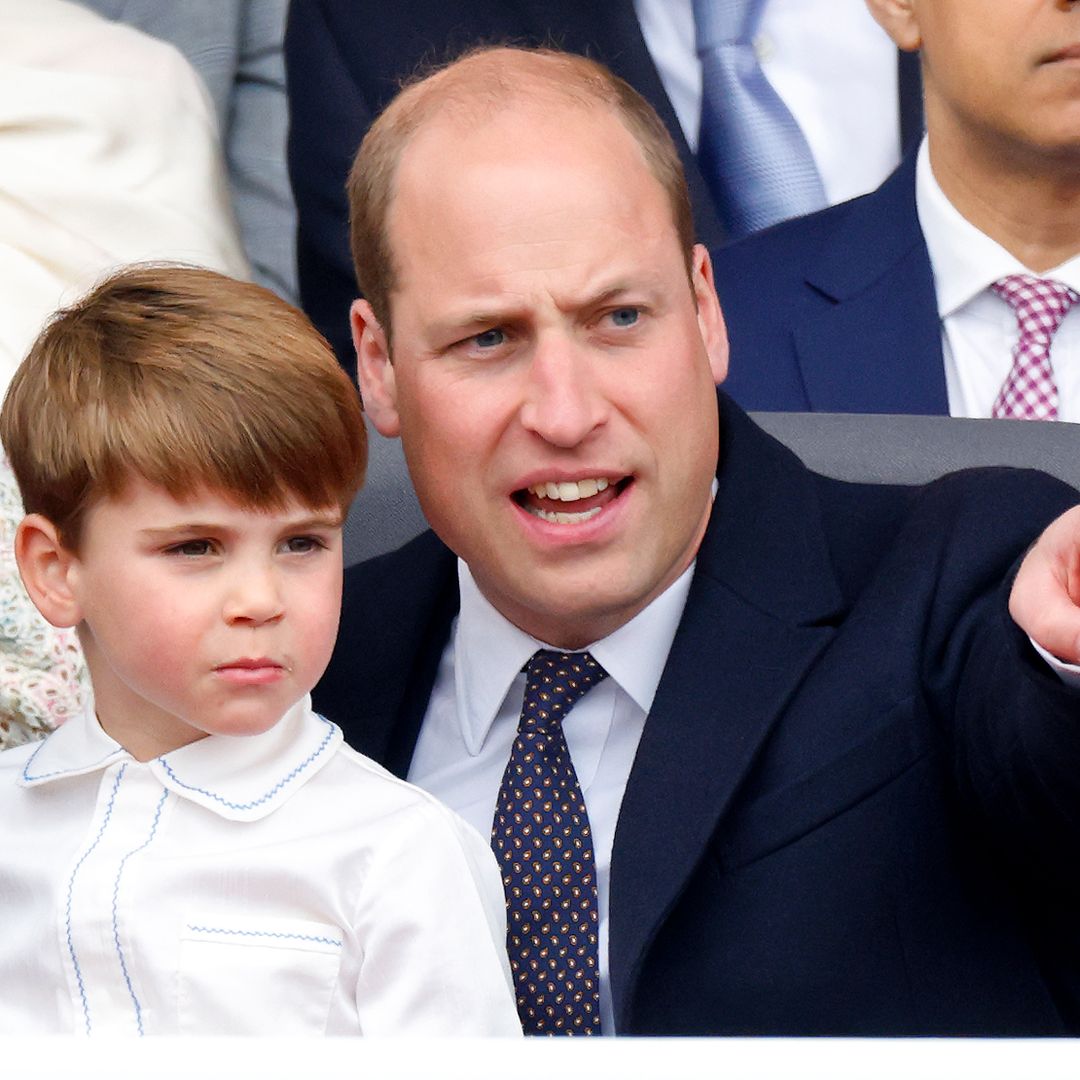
1,264,367,550
347,46,696,338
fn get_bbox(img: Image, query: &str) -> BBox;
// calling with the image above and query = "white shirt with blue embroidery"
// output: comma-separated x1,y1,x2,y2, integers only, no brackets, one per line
0,696,520,1036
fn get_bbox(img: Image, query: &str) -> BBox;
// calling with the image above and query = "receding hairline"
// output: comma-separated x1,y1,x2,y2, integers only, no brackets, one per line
349,45,696,334
397,46,641,122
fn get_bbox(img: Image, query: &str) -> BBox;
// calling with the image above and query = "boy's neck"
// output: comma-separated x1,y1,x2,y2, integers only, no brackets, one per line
97,709,209,763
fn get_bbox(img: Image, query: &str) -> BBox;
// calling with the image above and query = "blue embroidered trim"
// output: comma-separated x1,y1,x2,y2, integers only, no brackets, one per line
22,738,123,783
65,764,126,1035
156,716,334,811
111,788,169,1036
186,925,342,948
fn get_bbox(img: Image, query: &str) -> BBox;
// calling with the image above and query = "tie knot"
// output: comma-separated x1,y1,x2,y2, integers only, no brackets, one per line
991,274,1080,340
520,650,608,732
693,0,764,48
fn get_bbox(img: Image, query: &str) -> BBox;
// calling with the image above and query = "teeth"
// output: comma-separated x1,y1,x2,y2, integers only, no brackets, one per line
528,477,611,502
529,506,603,524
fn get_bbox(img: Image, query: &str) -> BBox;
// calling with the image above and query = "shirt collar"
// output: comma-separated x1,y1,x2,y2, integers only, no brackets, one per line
916,137,1080,316
18,694,341,822
453,557,696,756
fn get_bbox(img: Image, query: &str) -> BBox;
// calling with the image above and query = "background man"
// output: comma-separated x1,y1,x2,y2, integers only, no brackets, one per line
315,47,1080,1035
715,0,1080,418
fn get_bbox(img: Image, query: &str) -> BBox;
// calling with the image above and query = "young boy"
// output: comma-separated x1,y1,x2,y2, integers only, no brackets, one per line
0,265,521,1037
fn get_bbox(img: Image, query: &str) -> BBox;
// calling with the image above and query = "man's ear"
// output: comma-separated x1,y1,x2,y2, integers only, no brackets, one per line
864,0,921,52
690,244,730,385
15,514,82,629
350,298,401,438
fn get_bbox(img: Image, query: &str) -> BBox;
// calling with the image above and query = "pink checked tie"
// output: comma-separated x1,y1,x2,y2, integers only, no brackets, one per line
991,274,1080,420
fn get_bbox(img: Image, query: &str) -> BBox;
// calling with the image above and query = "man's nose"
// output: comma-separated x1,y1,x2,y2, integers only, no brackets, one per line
518,335,607,447
223,561,285,626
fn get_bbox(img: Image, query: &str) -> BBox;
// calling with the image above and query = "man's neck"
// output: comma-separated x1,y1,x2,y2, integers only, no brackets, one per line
926,125,1080,274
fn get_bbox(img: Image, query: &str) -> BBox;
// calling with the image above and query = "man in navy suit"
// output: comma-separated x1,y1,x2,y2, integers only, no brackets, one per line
715,0,1080,418
285,0,921,376
314,46,1080,1035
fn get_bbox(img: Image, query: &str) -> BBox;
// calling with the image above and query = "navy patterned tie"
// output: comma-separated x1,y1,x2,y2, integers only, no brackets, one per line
491,650,608,1035
693,0,826,237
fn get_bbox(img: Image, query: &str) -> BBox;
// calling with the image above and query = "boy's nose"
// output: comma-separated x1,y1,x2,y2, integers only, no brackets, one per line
223,564,285,625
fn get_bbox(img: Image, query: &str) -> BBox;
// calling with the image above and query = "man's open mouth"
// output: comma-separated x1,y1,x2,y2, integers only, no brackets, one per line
514,476,630,523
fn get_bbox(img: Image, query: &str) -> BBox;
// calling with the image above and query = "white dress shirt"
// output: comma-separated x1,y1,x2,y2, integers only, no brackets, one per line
915,141,1080,422
408,559,695,1034
0,696,519,1036
633,0,901,206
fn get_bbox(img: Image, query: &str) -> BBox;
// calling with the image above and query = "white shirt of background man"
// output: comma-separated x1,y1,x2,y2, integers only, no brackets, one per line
915,140,1080,423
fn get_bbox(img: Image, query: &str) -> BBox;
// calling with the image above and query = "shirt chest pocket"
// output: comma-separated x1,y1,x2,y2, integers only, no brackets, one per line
178,914,345,1035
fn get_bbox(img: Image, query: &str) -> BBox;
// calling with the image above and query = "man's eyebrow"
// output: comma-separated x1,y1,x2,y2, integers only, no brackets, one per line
584,282,642,307
431,278,660,337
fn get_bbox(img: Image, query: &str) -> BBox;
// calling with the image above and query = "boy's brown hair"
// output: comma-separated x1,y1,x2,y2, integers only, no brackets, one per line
1,264,367,549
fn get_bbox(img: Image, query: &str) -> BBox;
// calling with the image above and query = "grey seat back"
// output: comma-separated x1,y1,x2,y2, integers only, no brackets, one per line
344,413,1080,567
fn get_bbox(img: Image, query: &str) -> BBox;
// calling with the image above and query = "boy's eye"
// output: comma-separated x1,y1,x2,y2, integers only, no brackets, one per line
608,306,640,328
281,535,326,555
166,539,214,557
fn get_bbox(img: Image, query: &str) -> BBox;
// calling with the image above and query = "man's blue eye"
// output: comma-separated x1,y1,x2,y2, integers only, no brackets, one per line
610,307,639,327
474,328,505,348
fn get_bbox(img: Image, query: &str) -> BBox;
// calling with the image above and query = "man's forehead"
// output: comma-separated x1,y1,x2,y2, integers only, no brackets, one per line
390,96,656,237
401,91,627,166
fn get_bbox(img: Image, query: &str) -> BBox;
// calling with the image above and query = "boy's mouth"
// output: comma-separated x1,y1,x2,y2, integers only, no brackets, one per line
214,658,287,685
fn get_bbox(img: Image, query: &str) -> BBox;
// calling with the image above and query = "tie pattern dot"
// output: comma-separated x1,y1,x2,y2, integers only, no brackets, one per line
991,274,1079,420
492,650,608,1035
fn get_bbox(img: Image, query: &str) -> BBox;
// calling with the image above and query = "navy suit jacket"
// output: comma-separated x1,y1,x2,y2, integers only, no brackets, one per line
714,152,950,414
315,395,1080,1035
285,0,922,374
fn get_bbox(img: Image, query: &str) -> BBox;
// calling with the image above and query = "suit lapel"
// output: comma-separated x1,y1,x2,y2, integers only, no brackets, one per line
793,155,948,414
609,398,844,1030
332,533,459,777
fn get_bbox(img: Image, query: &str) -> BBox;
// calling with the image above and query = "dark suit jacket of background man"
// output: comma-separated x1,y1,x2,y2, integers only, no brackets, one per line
712,152,950,414
314,393,1080,1036
285,0,923,375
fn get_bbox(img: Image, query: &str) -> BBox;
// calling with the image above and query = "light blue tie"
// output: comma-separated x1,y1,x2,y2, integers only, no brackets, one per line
693,0,827,238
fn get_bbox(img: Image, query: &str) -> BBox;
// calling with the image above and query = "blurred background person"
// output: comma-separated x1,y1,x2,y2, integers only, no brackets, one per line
714,0,1080,419
78,0,297,301
0,0,248,746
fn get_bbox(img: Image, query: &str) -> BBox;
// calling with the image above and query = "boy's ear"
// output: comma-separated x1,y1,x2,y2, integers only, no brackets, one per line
15,514,82,629
350,298,401,438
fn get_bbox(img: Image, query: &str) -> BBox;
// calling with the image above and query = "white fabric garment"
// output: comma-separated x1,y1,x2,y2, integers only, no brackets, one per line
0,0,249,386
634,0,900,206
0,696,520,1036
408,558,695,1034
915,141,1080,422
